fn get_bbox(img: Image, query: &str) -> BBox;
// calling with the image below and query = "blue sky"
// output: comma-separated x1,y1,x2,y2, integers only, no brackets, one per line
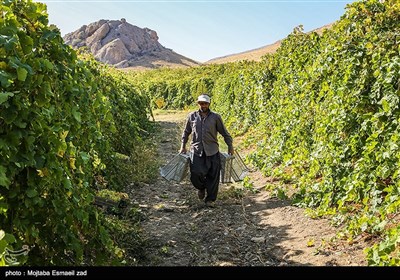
38,0,357,62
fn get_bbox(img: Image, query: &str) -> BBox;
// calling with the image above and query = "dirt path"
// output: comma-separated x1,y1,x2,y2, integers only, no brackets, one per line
131,111,368,266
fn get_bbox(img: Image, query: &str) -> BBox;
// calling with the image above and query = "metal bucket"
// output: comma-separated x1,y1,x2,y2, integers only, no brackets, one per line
160,153,190,182
220,151,249,183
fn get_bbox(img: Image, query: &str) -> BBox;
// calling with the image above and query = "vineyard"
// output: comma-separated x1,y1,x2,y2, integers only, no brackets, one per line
1,0,399,266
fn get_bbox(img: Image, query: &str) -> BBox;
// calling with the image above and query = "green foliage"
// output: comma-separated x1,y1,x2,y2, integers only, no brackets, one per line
97,189,128,202
0,0,152,265
103,215,146,265
242,176,258,194
251,0,400,265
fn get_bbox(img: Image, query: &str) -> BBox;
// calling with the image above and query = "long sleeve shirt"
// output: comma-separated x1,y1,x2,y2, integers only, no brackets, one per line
181,110,233,157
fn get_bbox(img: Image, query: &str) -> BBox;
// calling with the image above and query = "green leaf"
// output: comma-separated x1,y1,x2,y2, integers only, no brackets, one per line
17,67,28,82
63,178,72,189
80,152,90,162
43,59,53,70
4,35,18,52
0,166,10,188
34,156,46,169
0,201,8,212
0,92,14,105
381,99,389,113
14,119,27,128
3,107,18,124
25,136,35,148
4,233,16,244
0,71,12,88
36,82,51,106
0,240,8,255
72,107,81,123
40,30,58,42
26,188,38,198
18,33,33,55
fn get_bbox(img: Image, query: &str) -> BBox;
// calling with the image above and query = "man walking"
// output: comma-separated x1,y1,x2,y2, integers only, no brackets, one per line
180,94,234,207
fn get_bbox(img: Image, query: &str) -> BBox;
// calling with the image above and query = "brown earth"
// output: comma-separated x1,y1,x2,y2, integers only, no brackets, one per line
204,40,281,65
204,23,334,65
130,110,368,267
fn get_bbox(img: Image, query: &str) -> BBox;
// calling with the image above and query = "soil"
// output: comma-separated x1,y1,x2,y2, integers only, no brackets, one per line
130,111,369,267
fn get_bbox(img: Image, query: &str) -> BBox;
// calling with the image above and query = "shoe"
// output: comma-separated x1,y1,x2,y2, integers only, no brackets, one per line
198,189,206,200
205,201,216,208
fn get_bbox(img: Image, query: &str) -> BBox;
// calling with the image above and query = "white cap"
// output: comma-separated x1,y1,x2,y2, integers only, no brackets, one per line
197,94,211,103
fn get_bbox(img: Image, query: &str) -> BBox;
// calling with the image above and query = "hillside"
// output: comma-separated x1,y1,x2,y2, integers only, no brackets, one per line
205,23,333,64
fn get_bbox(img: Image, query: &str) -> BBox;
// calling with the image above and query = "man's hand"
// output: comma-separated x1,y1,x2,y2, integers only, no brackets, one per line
228,147,234,156
180,147,187,154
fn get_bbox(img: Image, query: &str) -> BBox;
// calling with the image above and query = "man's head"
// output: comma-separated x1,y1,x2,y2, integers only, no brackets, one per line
197,94,210,113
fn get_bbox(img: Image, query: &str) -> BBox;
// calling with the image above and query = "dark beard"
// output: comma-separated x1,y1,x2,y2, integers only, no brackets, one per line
200,108,209,113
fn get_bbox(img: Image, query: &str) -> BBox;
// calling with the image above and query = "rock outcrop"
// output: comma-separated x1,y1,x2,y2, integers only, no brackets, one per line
64,18,200,69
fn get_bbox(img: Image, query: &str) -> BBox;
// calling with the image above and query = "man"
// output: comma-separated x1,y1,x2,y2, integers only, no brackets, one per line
180,94,234,207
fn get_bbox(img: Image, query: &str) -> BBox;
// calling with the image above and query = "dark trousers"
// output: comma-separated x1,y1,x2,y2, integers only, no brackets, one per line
190,152,221,202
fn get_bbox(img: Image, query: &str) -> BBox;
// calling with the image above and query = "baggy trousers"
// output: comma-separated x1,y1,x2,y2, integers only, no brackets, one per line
190,152,221,202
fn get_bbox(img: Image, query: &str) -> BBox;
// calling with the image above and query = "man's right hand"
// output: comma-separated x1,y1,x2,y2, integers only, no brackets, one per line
179,147,187,154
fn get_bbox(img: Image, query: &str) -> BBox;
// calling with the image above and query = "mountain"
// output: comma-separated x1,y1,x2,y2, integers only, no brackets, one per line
205,23,333,64
64,19,333,69
63,18,200,69
205,40,281,65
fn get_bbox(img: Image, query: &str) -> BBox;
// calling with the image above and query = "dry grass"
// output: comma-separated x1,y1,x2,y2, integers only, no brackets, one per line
205,23,334,65
205,40,281,65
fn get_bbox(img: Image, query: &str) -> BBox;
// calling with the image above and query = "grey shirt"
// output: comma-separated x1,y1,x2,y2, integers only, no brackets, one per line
182,110,233,157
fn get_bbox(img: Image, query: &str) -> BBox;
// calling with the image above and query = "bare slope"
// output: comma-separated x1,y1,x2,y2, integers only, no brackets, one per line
205,23,333,65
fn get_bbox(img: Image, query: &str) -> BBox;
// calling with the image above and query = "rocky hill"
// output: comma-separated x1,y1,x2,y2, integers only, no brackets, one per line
63,18,200,69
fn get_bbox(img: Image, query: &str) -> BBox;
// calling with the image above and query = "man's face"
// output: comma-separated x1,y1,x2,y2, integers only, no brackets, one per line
198,102,210,113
